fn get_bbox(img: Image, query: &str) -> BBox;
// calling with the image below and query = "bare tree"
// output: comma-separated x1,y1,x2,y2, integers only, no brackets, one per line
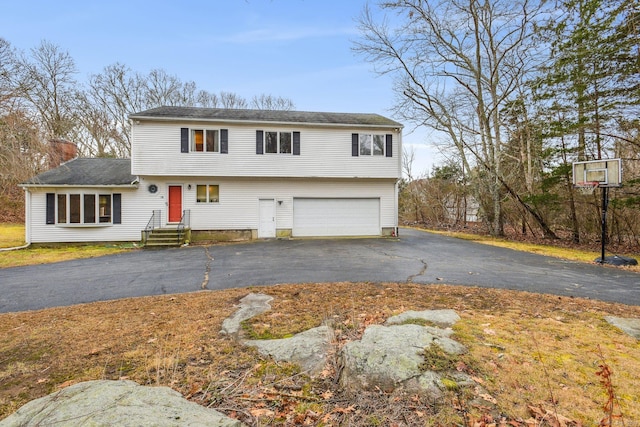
0,39,55,221
355,0,546,236
145,69,193,106
0,110,51,221
15,40,78,140
195,90,221,108
81,63,147,157
218,91,248,109
400,146,424,221
251,94,295,110
0,38,18,110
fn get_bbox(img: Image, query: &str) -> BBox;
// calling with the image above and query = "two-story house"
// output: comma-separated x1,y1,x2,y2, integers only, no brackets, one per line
21,106,403,244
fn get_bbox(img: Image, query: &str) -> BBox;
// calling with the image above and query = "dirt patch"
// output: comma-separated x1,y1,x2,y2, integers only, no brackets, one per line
1,283,639,426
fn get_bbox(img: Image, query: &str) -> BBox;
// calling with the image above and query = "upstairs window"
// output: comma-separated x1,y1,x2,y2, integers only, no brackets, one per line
352,133,393,157
265,131,292,154
192,129,219,152
256,130,300,155
181,128,228,153
196,184,219,203
359,134,385,156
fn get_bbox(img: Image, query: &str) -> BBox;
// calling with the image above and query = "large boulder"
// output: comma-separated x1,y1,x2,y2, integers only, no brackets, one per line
385,309,460,328
221,295,473,398
244,325,333,375
220,293,274,337
339,322,467,396
0,380,244,427
605,316,640,339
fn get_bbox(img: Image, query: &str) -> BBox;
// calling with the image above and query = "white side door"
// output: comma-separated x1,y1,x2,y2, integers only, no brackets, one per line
258,199,276,238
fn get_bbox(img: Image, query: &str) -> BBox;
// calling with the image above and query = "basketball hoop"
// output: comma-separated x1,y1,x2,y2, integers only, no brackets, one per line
576,181,599,195
572,159,623,265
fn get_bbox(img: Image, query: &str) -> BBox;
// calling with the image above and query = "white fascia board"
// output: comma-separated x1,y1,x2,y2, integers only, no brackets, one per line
19,184,139,189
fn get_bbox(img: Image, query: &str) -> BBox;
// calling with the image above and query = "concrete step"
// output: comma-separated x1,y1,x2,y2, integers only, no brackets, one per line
144,228,186,247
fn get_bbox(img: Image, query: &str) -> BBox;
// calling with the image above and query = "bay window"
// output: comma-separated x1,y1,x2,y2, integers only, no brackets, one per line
53,193,118,225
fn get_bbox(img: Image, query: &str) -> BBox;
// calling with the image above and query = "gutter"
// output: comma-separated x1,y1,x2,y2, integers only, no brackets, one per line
19,184,139,189
130,115,404,131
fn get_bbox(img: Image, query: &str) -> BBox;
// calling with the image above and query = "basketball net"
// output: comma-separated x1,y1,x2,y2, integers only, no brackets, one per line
576,181,599,195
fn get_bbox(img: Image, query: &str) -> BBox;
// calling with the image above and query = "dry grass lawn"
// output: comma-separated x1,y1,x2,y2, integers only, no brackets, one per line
426,228,640,273
1,283,640,426
0,224,135,268
0,223,25,248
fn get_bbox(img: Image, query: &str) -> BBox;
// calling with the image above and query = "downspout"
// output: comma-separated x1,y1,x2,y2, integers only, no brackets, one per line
394,179,399,237
394,129,402,237
25,187,31,245
0,243,31,252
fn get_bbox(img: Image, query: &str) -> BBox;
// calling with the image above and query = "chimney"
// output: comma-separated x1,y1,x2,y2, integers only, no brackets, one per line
48,139,78,169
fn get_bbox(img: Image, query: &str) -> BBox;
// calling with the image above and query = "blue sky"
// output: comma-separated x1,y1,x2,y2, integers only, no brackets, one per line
1,0,440,173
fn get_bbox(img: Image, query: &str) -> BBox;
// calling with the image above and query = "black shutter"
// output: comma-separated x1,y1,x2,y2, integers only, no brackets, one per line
46,193,55,224
352,134,359,156
256,130,264,155
220,129,228,154
113,194,122,224
180,128,189,153
385,134,393,157
293,131,300,155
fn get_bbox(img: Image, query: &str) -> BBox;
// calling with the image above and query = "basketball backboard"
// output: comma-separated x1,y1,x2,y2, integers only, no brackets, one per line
572,159,622,188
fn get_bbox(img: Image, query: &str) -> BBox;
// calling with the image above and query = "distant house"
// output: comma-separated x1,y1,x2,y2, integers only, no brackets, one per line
21,107,403,244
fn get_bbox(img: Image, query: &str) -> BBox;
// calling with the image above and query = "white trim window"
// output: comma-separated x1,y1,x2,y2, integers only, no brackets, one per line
352,133,392,157
191,129,219,153
181,128,228,154
54,193,119,224
196,184,219,203
256,130,300,155
359,134,385,156
265,131,292,154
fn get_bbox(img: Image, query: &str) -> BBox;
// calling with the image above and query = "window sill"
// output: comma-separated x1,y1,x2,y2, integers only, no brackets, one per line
56,223,113,228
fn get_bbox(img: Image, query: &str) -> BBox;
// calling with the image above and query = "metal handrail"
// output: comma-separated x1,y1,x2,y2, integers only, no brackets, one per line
145,210,162,231
143,210,162,242
177,209,191,245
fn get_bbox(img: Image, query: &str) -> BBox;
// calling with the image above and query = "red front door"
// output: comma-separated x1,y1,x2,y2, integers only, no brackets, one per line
168,185,182,223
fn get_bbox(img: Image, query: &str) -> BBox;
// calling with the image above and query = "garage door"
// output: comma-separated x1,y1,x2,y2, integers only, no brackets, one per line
293,198,380,237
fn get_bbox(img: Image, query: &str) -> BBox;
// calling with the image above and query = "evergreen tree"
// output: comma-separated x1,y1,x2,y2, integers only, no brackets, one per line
534,0,634,160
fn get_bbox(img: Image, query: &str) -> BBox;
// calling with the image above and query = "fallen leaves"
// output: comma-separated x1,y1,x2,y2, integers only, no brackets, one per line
526,404,583,427
2,282,640,425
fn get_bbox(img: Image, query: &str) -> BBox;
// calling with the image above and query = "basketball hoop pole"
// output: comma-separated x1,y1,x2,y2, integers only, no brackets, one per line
600,186,608,264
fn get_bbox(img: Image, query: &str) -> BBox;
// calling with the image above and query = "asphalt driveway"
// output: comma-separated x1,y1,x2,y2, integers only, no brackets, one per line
1,228,639,313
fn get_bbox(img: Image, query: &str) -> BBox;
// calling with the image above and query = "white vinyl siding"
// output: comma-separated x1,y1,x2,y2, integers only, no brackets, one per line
27,187,143,243
136,176,396,233
131,123,401,179
25,178,396,242
293,198,380,237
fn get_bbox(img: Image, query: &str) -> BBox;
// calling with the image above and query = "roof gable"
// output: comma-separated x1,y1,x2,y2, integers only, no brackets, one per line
22,158,136,187
129,106,403,128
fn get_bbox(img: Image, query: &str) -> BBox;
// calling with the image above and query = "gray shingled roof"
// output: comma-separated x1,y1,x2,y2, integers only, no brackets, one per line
129,106,403,128
22,158,136,187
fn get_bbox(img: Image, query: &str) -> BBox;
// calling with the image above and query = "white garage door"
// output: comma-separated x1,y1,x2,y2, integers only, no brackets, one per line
293,198,380,237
